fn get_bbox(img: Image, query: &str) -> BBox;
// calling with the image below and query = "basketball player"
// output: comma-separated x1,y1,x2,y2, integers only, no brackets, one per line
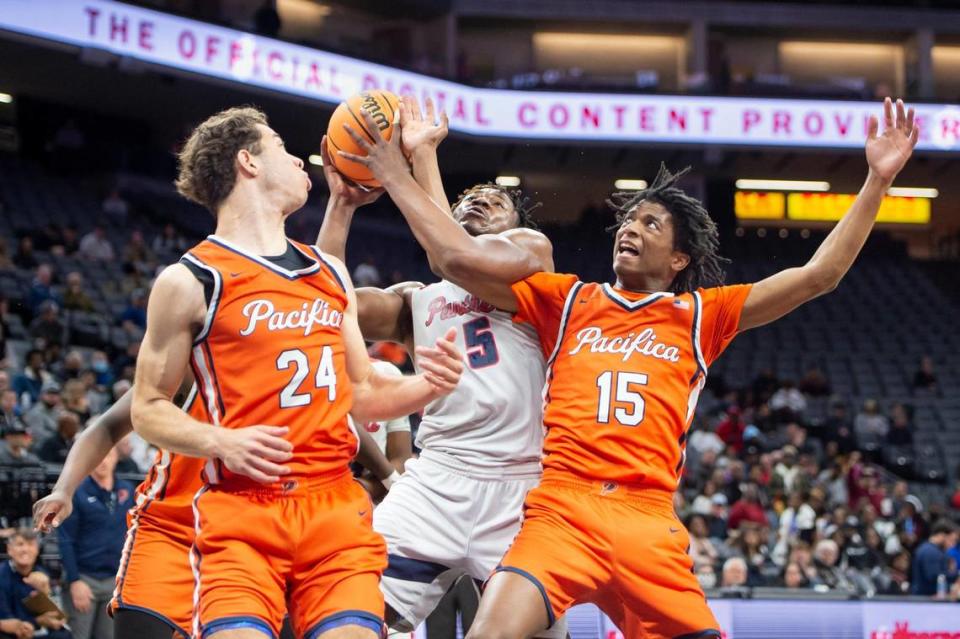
337,97,918,638
316,98,565,638
124,106,463,639
32,388,400,639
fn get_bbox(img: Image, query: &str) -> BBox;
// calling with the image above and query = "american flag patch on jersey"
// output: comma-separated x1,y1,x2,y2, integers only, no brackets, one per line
673,299,690,310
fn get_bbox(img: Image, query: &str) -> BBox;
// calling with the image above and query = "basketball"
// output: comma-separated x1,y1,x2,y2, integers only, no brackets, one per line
326,90,400,187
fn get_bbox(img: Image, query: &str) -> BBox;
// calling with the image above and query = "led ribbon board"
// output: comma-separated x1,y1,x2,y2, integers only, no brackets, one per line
1,0,959,150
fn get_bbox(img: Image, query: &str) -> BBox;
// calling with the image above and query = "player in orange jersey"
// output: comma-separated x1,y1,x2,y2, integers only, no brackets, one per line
127,106,463,639
336,97,918,638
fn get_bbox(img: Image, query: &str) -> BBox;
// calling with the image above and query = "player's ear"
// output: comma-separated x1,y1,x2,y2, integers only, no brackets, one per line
236,148,259,177
670,250,691,274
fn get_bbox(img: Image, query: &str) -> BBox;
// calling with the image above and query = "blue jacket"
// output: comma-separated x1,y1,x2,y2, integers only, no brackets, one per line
911,540,948,595
0,561,43,624
57,476,135,583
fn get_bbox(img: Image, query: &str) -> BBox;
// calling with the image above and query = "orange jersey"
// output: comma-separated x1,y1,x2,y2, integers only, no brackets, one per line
512,273,751,491
184,236,356,485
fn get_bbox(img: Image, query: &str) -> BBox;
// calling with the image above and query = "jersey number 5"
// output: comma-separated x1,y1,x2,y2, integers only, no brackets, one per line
276,346,337,408
463,317,499,369
596,371,648,426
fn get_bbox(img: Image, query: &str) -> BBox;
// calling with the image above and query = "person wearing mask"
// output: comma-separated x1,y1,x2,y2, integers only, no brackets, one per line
0,529,70,639
57,448,135,639
911,519,960,596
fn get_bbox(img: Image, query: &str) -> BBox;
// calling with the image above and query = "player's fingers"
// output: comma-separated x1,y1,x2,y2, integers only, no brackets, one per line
883,97,894,129
425,97,436,123
906,107,916,136
423,371,456,392
418,358,461,384
254,443,294,463
399,97,412,126
390,107,401,147
866,115,878,141
358,109,385,144
895,98,906,130
253,426,293,449
910,122,920,146
337,150,370,165
245,458,288,483
408,95,422,121
439,111,449,131
341,123,374,152
319,136,335,168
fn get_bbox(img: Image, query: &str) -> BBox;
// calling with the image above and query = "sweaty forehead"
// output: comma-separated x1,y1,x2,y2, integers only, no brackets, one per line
624,199,671,223
465,188,510,204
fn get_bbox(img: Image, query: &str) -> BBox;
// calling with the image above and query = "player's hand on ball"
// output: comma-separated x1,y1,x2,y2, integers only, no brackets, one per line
214,425,293,484
399,96,449,155
865,97,918,184
33,490,73,533
320,136,384,208
337,107,410,186
415,327,463,396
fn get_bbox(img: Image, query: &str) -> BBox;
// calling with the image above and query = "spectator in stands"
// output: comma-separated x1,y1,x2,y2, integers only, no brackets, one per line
101,188,129,223
353,254,381,287
0,390,18,426
751,369,779,405
89,350,114,389
28,300,65,348
707,493,729,538
0,371,8,395
728,483,768,531
22,380,61,442
774,491,816,565
854,399,888,452
812,539,858,593
897,496,928,549
769,380,806,422
788,542,819,584
111,340,140,382
55,349,85,382
720,557,748,588
152,223,188,255
822,397,856,455
36,410,79,464
61,379,91,423
114,434,142,475
33,223,64,253
911,519,959,596
12,236,38,271
781,562,810,589
0,529,70,639
0,418,40,466
0,238,12,270
884,480,910,518
60,225,80,256
119,288,147,336
12,348,52,407
27,264,58,316
772,446,801,493
799,367,831,397
912,355,937,392
123,230,156,275
62,271,94,312
785,422,824,466
78,224,115,262
729,524,771,586
886,403,914,447
58,447,135,639
687,514,719,571
876,550,913,595
715,405,746,453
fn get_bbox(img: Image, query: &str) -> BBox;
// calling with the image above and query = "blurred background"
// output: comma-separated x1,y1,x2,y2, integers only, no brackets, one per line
0,1,959,637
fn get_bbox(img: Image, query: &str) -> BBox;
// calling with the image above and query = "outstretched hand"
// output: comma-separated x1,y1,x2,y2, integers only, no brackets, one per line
337,107,411,187
320,136,384,208
415,327,463,396
866,97,918,184
399,96,449,155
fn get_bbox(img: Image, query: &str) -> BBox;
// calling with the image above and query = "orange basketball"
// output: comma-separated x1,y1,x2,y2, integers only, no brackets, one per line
325,90,400,187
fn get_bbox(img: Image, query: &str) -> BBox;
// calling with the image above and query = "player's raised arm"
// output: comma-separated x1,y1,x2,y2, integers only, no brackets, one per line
336,109,553,312
131,264,293,483
399,96,452,216
738,98,918,332
323,255,464,423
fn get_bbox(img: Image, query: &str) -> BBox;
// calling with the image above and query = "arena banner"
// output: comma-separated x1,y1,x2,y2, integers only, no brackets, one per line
1,0,959,151
2,0,959,150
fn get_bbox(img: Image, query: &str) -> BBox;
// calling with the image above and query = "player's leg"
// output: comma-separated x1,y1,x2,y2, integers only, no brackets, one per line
467,571,550,639
425,575,480,636
374,456,472,631
193,488,289,639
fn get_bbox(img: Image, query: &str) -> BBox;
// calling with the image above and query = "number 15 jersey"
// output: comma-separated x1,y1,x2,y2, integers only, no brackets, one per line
511,273,752,492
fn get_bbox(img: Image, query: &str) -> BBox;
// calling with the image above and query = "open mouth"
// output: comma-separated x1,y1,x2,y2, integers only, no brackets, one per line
460,208,486,222
616,241,640,257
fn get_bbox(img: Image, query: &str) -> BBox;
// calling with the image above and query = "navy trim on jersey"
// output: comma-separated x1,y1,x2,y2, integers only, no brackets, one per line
689,292,707,384
207,235,322,280
384,554,450,584
601,282,672,312
308,246,346,292
200,342,227,419
494,566,556,627
674,630,722,639
181,253,223,346
544,281,584,369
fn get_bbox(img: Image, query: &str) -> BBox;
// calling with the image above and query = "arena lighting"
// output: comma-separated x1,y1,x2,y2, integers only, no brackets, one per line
495,176,521,187
886,187,939,198
308,154,323,166
614,179,648,190
0,93,12,104
735,179,830,192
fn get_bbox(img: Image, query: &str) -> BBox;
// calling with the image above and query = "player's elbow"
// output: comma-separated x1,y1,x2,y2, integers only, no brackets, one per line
436,248,476,281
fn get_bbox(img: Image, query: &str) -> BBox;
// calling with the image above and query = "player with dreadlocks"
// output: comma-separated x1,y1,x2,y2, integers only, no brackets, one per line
340,96,918,638
317,97,567,638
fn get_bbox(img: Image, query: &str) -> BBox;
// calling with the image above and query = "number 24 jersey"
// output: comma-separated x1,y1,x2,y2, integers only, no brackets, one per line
511,272,752,491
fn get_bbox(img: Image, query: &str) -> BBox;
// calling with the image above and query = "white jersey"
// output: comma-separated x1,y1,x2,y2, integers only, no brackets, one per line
411,280,546,467
358,360,412,454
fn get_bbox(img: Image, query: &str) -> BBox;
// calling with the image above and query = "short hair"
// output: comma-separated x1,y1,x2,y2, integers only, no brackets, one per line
452,183,541,230
608,164,729,293
175,106,269,214
932,518,959,536
7,527,37,544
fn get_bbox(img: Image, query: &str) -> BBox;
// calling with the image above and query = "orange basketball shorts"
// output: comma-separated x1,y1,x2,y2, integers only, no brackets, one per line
192,471,387,639
496,474,720,639
110,505,195,637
